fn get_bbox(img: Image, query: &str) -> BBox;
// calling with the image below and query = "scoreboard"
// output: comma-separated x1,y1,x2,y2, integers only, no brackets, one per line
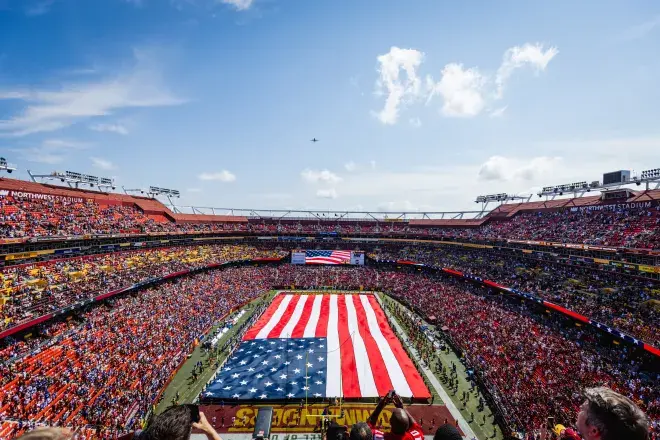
291,250,365,265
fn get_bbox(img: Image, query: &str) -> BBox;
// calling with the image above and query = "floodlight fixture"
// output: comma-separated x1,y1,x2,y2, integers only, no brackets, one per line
0,157,17,174
640,168,660,179
26,169,115,191
148,186,181,198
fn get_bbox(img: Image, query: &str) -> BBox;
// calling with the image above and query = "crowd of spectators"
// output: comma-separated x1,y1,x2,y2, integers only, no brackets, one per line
0,266,272,439
0,195,176,238
0,245,286,332
368,246,660,346
2,191,660,250
480,207,660,250
0,264,658,438
265,266,659,436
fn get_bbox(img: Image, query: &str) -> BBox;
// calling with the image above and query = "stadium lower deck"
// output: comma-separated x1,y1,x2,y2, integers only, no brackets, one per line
160,291,501,440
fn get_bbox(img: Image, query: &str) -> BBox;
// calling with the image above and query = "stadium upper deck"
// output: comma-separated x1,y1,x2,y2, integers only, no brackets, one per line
2,177,660,251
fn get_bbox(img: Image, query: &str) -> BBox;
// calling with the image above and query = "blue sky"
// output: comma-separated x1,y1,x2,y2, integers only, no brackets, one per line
1,0,659,213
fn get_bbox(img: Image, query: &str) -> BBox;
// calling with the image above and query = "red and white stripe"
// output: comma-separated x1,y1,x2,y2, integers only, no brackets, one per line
243,293,431,399
306,250,352,264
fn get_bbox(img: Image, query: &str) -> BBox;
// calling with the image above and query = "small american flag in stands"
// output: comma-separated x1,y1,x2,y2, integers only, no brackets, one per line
305,250,352,264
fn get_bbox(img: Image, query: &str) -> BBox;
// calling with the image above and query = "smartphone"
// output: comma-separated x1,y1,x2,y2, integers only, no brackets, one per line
186,404,201,424
547,417,555,430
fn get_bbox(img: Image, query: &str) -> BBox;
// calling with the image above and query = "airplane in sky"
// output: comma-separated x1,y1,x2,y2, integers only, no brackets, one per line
310,138,319,143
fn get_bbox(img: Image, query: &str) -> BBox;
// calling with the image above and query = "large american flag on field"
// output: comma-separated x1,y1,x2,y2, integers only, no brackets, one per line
203,293,431,400
305,250,352,265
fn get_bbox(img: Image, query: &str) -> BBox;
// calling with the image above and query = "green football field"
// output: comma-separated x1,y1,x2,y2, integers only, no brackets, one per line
157,290,503,440
155,291,277,414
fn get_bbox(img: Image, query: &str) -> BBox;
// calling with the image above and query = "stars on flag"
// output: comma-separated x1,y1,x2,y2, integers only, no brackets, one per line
203,337,327,400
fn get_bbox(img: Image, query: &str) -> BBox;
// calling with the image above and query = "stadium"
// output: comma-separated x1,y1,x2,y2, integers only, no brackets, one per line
1,3,660,440
0,160,658,440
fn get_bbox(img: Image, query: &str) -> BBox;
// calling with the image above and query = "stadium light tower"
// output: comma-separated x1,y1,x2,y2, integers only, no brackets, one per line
536,168,660,199
536,181,591,199
475,193,531,216
635,168,660,190
124,185,182,212
27,169,116,191
0,157,17,174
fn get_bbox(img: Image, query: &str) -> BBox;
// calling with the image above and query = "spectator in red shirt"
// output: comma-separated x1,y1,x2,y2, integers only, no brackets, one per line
367,392,423,440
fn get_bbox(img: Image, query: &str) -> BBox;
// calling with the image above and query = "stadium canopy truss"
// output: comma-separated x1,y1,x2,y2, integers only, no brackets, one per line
6,159,660,221
163,205,488,221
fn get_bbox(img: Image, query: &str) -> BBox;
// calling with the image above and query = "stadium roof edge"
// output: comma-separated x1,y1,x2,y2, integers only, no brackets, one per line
2,176,660,225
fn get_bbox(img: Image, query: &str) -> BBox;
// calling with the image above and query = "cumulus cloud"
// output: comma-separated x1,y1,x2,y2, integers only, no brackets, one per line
90,123,129,135
198,170,236,182
478,155,563,182
90,157,115,170
495,43,558,99
374,46,424,125
301,169,342,184
344,161,357,172
373,42,557,121
0,49,185,137
427,63,486,117
316,188,338,199
409,117,422,127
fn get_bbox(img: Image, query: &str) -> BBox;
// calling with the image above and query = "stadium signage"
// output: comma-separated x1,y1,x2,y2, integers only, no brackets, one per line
199,404,452,433
0,190,84,203
569,201,654,212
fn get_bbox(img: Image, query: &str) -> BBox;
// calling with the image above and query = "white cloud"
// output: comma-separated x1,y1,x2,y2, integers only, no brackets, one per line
374,46,424,125
10,139,88,164
619,16,660,41
409,117,422,127
478,155,563,182
301,169,342,184
370,160,376,170
90,157,116,170
427,63,486,117
90,123,129,135
42,139,88,149
198,170,236,182
489,106,507,118
376,42,557,121
219,0,253,10
26,0,55,16
316,188,338,199
344,161,357,172
0,49,185,137
495,43,558,99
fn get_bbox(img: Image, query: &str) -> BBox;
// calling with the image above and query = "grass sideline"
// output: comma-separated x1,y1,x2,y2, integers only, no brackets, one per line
380,294,504,440
156,290,277,414
157,290,502,440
